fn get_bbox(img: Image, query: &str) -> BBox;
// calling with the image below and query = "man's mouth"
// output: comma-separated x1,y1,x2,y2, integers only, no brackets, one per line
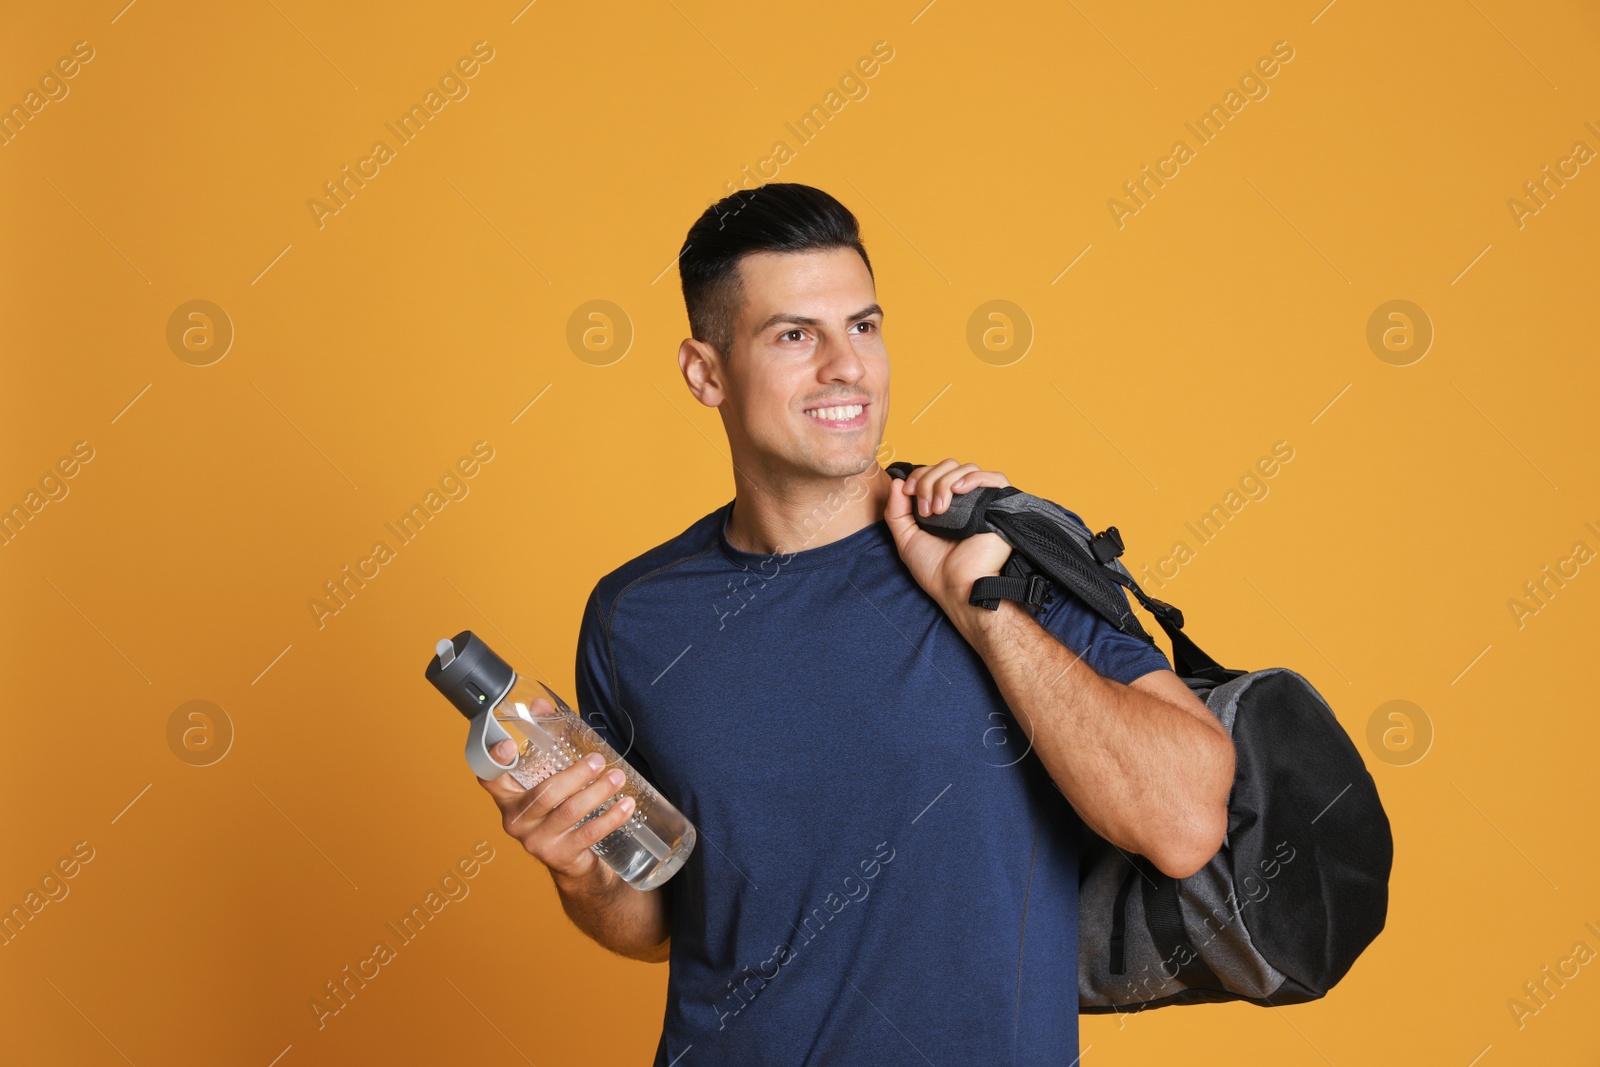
802,402,868,428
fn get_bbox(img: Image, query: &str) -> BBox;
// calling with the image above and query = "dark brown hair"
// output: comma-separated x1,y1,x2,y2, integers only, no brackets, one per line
678,183,873,361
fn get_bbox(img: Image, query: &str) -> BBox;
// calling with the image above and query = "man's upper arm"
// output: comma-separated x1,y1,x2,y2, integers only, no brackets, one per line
1033,576,1226,732
1034,581,1173,687
1127,668,1229,736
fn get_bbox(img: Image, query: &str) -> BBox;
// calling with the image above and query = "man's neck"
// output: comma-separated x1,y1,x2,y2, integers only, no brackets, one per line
724,463,892,557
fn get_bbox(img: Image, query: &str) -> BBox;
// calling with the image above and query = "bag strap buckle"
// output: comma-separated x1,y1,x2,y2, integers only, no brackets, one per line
968,572,1055,613
1090,526,1125,565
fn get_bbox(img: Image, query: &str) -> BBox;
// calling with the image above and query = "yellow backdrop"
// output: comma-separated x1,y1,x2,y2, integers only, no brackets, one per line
3,0,1597,1063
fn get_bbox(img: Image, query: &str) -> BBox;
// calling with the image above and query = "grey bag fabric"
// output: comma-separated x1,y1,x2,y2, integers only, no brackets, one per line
885,466,1393,1012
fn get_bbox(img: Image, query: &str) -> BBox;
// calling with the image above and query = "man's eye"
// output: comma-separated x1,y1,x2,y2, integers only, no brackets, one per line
782,329,805,342
853,321,876,334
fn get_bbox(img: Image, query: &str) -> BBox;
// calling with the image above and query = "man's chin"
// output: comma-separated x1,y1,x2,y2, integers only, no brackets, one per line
812,448,879,480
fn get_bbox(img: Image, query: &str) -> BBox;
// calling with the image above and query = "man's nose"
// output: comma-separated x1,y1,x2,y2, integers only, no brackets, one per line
816,332,866,384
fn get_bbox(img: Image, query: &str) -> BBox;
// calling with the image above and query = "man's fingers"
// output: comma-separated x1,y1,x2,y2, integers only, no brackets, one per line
499,752,611,835
882,476,923,555
550,786,637,867
921,460,979,515
902,458,952,496
903,460,1011,516
885,472,912,519
905,459,961,514
548,768,629,836
506,761,627,864
475,739,526,804
467,730,635,880
951,468,1008,492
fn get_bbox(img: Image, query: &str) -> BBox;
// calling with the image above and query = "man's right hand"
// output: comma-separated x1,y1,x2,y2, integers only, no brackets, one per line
477,742,635,885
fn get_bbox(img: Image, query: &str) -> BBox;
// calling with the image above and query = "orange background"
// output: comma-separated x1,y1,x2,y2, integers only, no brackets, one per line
3,1,1598,1063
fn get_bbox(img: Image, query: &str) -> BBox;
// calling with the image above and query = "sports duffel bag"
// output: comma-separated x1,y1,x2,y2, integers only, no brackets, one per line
886,462,1393,1012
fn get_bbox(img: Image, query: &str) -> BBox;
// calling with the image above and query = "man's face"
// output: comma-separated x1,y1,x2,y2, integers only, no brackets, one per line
715,247,889,482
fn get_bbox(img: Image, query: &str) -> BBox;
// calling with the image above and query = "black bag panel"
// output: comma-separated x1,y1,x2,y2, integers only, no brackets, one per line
1079,973,1327,1015
1081,672,1286,1011
1227,669,1393,995
1080,667,1392,1012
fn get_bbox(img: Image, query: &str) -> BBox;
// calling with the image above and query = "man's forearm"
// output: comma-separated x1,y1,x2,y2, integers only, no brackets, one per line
551,863,671,963
953,599,1233,877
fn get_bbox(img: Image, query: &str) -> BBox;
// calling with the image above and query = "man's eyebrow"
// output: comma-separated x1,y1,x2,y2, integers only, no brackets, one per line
754,304,884,334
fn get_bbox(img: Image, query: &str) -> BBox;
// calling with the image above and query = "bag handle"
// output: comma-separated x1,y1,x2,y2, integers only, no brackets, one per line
886,461,1239,685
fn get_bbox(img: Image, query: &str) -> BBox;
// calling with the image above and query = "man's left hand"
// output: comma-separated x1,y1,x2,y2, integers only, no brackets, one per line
884,458,1014,617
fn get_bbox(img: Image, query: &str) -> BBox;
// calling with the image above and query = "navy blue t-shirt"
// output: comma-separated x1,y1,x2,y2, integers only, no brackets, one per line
574,497,1172,1066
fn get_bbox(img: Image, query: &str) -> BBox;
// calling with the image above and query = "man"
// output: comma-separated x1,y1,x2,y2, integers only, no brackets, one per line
478,182,1234,1064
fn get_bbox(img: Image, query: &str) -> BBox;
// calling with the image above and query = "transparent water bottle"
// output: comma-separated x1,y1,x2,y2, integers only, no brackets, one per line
425,629,696,891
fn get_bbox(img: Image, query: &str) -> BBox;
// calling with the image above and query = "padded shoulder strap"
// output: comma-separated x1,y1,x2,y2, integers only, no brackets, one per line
983,488,1240,684
986,509,1153,643
886,461,1240,683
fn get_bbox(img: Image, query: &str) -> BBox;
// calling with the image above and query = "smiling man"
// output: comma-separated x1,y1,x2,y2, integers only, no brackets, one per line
476,183,1234,1065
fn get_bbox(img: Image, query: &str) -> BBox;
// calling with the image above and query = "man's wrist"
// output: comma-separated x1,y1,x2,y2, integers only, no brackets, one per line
550,859,617,901
945,587,1025,648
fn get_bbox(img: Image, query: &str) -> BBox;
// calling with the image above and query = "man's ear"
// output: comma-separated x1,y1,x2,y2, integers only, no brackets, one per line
679,338,727,408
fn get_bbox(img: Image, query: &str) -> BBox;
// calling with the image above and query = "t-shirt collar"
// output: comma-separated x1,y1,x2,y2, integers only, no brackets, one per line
715,497,894,573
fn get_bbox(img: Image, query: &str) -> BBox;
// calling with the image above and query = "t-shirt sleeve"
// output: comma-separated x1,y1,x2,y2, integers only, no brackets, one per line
574,585,663,793
1029,509,1172,685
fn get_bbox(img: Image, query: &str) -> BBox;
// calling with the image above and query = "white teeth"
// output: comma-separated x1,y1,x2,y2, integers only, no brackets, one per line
805,404,864,422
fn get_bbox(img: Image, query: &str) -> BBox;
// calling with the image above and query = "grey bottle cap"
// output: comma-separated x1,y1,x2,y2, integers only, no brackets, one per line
425,630,515,719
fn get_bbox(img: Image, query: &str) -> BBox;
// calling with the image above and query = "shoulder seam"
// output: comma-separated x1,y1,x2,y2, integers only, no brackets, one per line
601,545,719,708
